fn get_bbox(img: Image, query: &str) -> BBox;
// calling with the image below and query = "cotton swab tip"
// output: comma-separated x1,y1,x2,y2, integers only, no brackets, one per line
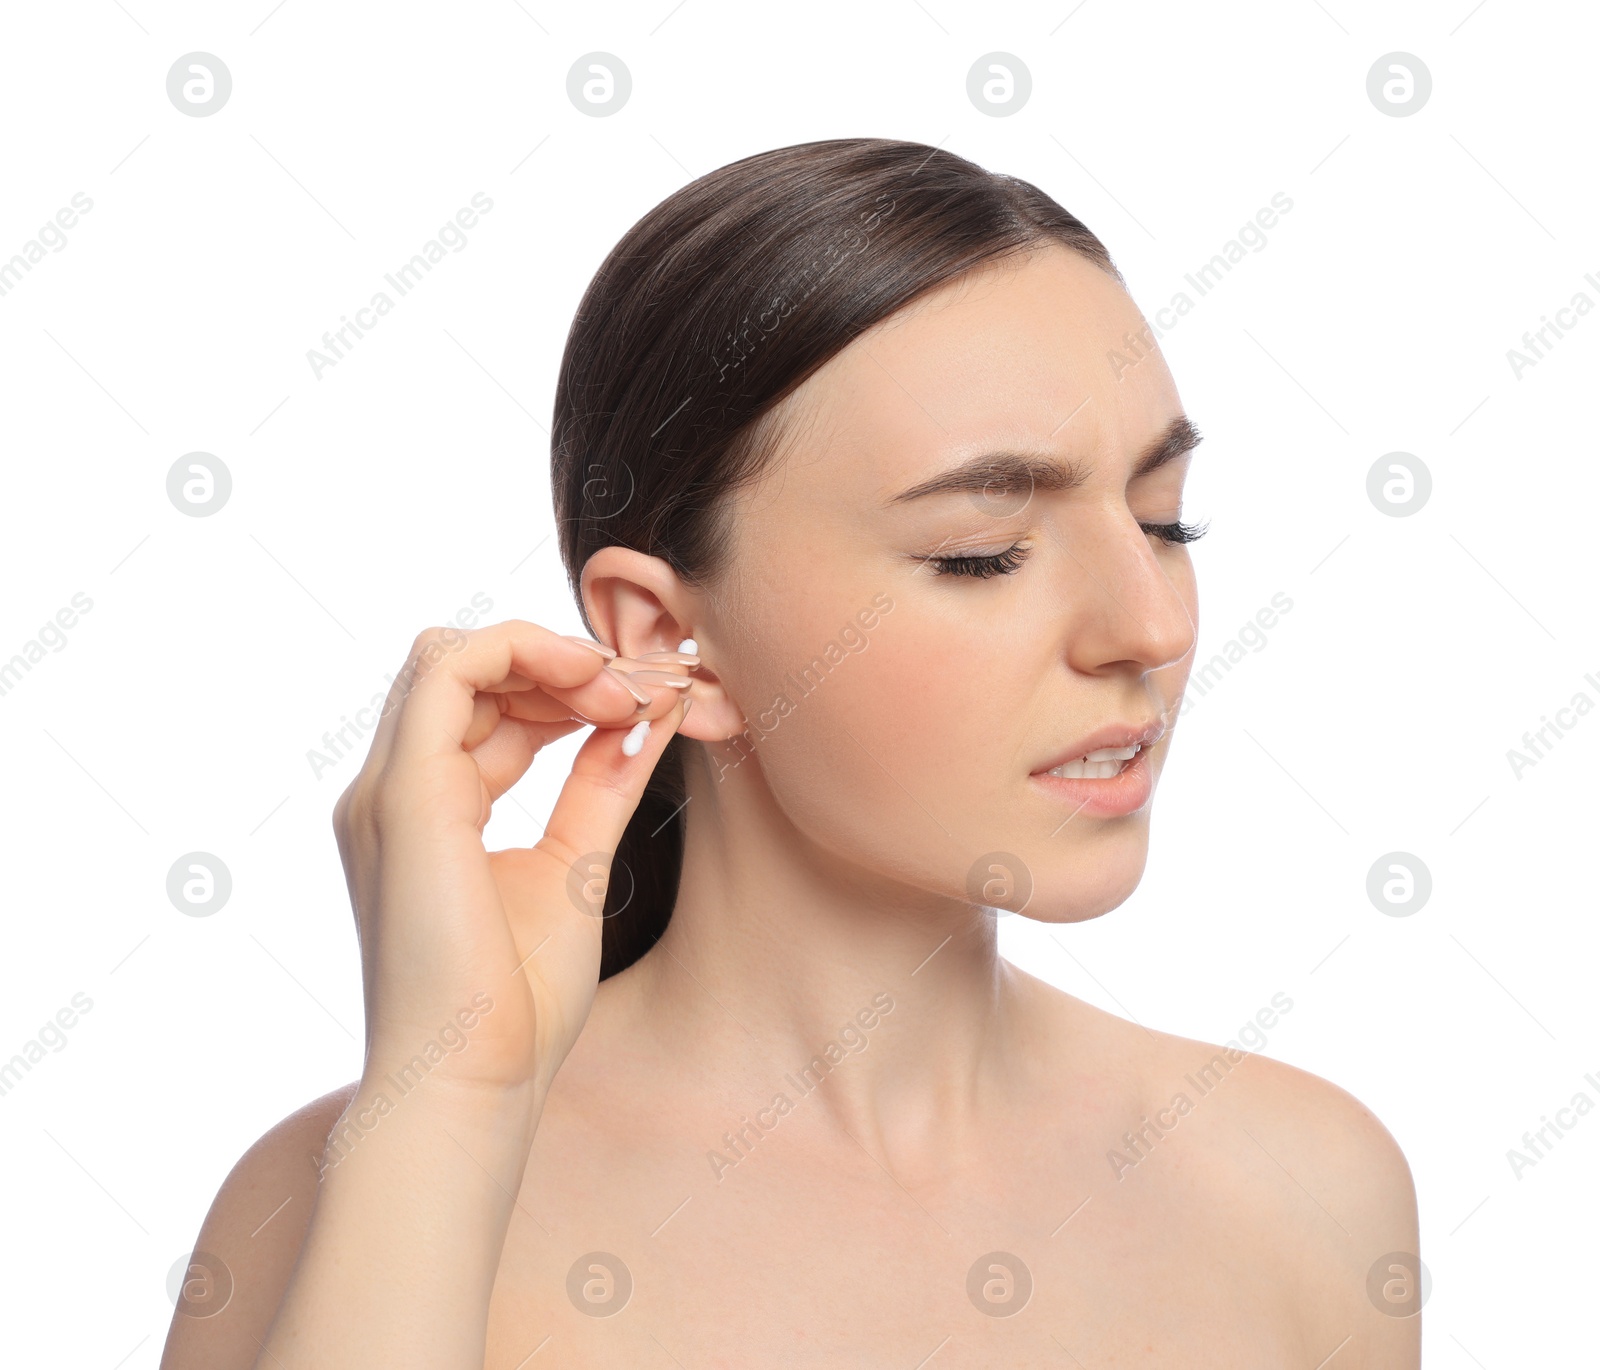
621,719,651,757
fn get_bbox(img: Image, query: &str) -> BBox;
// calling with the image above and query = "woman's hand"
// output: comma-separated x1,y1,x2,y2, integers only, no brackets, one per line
330,619,693,1105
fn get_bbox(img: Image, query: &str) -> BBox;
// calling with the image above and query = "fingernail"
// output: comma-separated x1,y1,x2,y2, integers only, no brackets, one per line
562,634,617,659
627,670,692,689
681,695,694,719
621,718,651,757
636,650,701,666
605,664,652,704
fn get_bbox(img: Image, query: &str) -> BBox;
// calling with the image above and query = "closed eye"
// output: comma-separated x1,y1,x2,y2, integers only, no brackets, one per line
1141,518,1209,546
925,518,1207,579
925,544,1031,578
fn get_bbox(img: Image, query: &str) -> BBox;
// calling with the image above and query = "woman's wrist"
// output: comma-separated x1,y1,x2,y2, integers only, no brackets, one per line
316,1066,545,1179
258,1071,545,1370
355,1060,545,1123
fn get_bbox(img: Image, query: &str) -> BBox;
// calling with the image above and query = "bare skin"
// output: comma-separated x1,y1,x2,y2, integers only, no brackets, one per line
161,246,1420,1369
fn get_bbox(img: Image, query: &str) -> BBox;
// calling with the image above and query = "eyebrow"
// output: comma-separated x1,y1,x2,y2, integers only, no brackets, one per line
885,414,1203,505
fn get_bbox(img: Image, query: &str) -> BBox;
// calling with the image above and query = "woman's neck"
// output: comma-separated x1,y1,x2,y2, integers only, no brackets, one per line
612,759,1050,1167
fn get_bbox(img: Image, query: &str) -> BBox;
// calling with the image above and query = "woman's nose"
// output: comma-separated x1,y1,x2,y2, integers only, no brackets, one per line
1050,515,1197,676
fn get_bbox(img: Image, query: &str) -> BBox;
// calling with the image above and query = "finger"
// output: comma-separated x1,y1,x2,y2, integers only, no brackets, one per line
481,646,698,696
472,655,696,735
533,690,689,873
464,710,583,809
463,688,507,751
376,621,631,775
489,691,689,1021
463,688,587,755
472,642,691,736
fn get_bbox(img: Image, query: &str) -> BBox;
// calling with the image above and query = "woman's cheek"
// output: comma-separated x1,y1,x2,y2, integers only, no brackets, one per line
831,630,963,807
734,609,909,830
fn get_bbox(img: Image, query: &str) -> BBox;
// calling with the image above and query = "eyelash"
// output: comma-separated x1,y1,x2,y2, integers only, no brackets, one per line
926,519,1209,578
1144,518,1209,546
927,544,1031,578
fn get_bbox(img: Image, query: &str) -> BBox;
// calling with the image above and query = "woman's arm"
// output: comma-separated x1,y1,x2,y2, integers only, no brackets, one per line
157,1077,542,1370
158,1084,357,1370
159,620,694,1369
284,1080,542,1368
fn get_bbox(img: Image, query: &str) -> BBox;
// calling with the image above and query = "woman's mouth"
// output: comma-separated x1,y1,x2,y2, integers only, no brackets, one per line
1042,743,1142,779
1030,743,1154,817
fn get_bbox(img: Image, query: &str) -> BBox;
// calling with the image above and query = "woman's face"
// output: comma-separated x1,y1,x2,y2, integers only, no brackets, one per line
707,243,1200,923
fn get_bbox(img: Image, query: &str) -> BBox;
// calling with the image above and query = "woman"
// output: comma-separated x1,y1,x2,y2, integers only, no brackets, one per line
162,138,1419,1368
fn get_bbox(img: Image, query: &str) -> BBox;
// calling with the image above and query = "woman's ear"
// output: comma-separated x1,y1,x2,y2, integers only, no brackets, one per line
578,545,743,743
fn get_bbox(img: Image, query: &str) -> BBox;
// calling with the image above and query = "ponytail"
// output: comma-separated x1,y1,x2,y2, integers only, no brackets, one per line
599,731,687,978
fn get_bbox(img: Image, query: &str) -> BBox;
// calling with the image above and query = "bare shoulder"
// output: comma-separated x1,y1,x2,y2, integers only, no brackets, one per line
1015,970,1420,1364
1019,971,1417,1227
1145,1021,1422,1363
1212,1043,1417,1212
159,1080,360,1370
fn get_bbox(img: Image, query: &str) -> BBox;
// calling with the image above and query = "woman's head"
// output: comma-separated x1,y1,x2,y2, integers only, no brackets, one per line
552,137,1199,978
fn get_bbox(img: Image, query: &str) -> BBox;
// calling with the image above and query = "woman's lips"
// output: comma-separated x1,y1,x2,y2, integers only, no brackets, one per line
1028,744,1153,817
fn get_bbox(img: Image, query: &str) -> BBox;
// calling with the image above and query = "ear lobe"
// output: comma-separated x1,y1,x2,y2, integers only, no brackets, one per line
654,647,746,746
673,679,746,745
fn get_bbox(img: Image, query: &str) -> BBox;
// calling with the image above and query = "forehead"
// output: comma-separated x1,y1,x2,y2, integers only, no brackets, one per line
770,245,1181,505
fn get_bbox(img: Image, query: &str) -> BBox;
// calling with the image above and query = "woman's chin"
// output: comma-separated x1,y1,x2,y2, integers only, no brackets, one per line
995,849,1149,925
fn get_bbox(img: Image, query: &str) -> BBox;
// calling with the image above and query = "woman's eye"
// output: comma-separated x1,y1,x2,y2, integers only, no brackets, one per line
923,519,1206,578
926,543,1031,578
1140,518,1209,546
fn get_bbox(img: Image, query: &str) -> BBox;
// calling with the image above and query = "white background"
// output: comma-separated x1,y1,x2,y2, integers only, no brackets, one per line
1,1,1594,1365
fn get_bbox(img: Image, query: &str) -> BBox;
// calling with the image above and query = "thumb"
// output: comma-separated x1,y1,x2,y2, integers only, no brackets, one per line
503,692,689,993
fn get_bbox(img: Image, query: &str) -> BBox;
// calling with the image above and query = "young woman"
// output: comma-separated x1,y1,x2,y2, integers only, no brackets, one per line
162,138,1419,1369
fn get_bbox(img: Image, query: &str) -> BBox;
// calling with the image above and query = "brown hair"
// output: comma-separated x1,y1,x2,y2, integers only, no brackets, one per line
550,136,1121,979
